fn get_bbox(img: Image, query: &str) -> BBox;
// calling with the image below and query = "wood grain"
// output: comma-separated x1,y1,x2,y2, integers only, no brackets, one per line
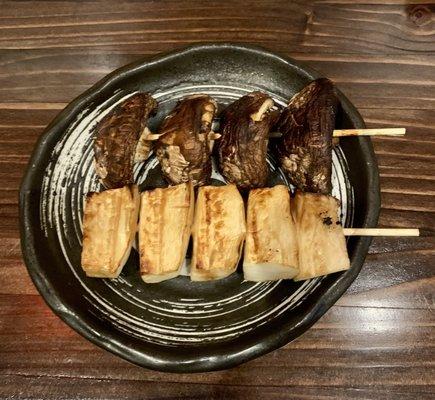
0,1,434,399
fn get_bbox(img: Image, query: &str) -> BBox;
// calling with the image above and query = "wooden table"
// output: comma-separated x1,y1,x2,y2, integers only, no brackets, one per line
1,1,434,398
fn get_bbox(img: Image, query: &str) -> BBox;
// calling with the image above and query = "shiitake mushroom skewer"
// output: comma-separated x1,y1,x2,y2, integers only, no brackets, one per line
154,88,403,191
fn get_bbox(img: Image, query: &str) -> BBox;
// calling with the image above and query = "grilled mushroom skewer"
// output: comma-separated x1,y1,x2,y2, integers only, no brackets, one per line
155,94,218,187
218,91,277,190
274,78,338,195
94,93,158,189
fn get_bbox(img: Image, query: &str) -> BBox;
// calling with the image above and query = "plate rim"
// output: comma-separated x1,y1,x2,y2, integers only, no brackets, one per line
19,43,380,372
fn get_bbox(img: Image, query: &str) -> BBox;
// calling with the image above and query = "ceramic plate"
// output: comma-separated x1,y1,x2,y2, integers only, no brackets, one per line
19,44,380,372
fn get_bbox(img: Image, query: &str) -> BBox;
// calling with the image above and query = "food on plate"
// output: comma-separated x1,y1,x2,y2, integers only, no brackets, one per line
243,185,298,281
218,91,277,190
274,78,338,194
94,93,158,189
81,185,140,278
84,87,361,285
138,183,194,283
291,191,350,281
155,94,218,187
191,184,246,281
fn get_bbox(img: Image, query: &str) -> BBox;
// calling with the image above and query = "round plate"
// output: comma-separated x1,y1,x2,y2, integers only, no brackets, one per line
19,44,380,372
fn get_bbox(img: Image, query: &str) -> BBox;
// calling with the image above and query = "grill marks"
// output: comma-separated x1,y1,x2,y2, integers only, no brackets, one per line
191,185,246,281
138,183,194,283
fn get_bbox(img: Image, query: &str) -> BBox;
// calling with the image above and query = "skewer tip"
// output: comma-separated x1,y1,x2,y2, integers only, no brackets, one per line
343,228,419,237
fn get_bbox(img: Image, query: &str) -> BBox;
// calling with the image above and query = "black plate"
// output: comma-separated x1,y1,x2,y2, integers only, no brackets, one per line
19,44,380,372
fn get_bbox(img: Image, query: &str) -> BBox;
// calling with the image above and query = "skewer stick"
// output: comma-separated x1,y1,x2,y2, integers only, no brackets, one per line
333,128,406,137
343,228,419,237
268,128,406,139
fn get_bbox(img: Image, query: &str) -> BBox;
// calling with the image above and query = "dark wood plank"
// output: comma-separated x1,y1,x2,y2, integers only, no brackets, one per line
0,1,434,399
0,2,433,54
1,295,434,399
2,377,432,400
1,53,434,107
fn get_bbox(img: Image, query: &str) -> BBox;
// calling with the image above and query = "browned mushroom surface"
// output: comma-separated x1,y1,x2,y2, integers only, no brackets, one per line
93,93,157,189
274,78,338,195
155,94,217,187
218,91,277,190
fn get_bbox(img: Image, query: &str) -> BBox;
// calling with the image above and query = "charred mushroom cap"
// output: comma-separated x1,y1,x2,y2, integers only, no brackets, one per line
218,91,277,190
274,78,338,195
94,93,157,189
155,94,217,187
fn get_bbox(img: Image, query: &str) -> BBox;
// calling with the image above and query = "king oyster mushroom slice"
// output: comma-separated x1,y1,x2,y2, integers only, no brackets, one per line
243,185,299,281
94,93,158,189
191,184,246,281
81,185,140,278
155,94,218,187
274,78,338,195
138,182,194,284
291,191,350,281
218,91,277,190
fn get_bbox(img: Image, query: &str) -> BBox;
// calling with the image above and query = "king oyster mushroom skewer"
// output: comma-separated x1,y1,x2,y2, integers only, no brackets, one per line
155,94,218,187
218,91,278,190
94,93,158,189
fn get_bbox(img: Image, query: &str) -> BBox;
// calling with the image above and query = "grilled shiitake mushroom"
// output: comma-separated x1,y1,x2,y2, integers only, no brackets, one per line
155,94,218,187
94,93,158,189
274,78,338,195
218,92,277,190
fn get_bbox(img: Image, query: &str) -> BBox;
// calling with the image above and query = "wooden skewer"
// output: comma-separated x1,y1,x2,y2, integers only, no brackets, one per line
268,128,406,139
343,228,419,237
333,128,406,137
